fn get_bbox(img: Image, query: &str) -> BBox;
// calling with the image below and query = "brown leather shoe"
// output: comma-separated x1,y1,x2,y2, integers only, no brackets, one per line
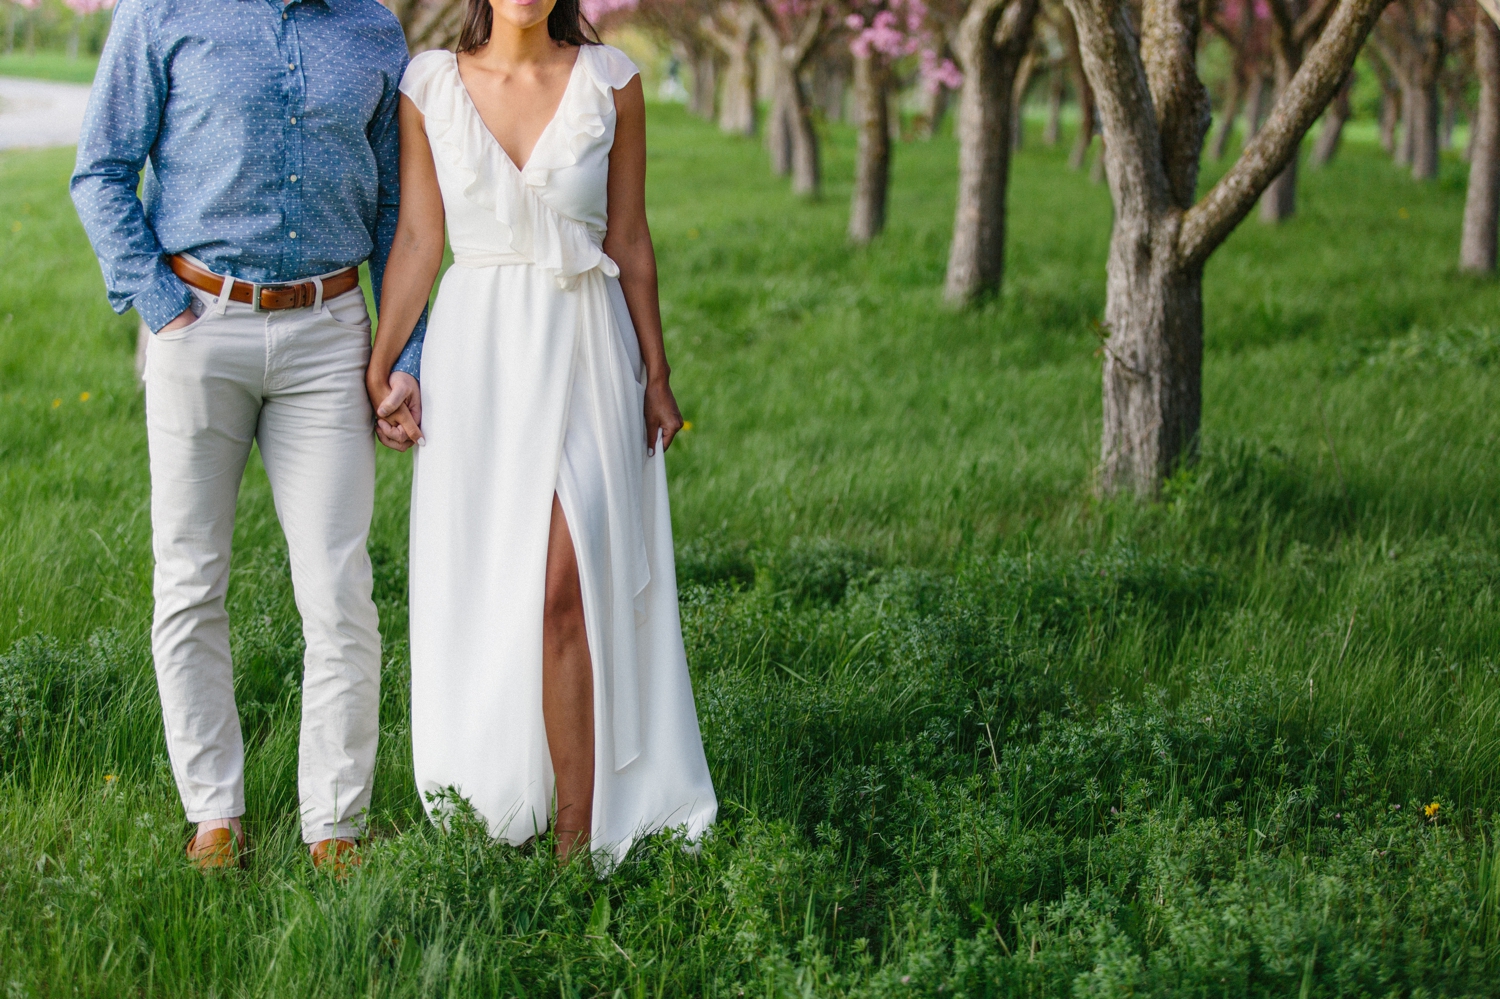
310,838,361,878
186,827,244,871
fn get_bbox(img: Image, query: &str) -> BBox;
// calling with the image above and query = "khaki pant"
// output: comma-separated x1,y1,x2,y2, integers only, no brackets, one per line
143,280,381,843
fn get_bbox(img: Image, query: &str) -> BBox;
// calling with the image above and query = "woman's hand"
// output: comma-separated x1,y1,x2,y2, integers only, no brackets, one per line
366,368,424,451
645,373,683,456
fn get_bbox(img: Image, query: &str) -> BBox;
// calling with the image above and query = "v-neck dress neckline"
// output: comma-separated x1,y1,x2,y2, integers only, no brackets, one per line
449,48,583,176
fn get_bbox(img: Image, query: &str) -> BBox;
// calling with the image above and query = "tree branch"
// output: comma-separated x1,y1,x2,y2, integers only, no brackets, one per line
1065,0,1177,219
1178,0,1392,267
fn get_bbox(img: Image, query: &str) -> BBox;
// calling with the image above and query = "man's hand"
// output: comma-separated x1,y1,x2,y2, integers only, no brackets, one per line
158,304,197,334
366,369,424,451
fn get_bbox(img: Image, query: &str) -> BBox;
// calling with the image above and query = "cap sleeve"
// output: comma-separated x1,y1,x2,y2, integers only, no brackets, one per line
399,49,456,117
582,44,640,96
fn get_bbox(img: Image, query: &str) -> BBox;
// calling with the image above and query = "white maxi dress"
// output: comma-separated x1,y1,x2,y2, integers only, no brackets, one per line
400,45,717,865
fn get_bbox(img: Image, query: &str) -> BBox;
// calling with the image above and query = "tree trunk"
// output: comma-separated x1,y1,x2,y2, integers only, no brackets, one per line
1259,57,1300,222
1209,68,1245,159
1310,69,1352,165
706,4,759,137
1461,9,1500,272
1409,74,1440,178
917,83,951,138
685,48,718,120
816,56,848,122
849,53,892,243
1063,7,1095,169
1395,79,1416,165
1044,63,1065,144
1011,49,1040,151
1244,72,1269,139
1098,222,1206,495
767,85,794,174
776,67,821,195
1380,90,1398,153
944,0,1040,303
6,6,17,55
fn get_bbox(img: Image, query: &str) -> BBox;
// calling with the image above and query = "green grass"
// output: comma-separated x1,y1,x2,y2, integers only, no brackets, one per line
5,107,1500,995
0,51,97,84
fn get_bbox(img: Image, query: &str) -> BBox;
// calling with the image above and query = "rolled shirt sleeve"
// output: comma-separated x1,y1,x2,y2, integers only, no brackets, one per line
69,0,192,333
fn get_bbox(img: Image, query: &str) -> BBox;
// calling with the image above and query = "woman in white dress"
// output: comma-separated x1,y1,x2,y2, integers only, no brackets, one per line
365,0,716,864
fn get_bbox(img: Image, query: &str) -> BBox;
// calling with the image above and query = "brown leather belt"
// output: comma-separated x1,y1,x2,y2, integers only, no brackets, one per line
169,255,361,312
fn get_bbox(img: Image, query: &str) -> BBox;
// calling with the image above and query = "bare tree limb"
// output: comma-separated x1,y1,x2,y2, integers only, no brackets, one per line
1177,0,1390,267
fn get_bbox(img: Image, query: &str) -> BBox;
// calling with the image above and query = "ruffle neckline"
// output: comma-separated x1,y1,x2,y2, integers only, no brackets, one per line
402,46,639,288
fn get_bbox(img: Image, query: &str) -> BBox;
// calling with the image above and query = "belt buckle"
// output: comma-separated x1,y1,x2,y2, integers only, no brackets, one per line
249,282,267,313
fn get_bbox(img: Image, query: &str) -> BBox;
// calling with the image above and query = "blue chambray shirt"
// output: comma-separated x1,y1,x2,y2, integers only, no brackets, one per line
70,0,425,376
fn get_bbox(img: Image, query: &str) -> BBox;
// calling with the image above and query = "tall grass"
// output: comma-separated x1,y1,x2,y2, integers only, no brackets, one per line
4,107,1500,995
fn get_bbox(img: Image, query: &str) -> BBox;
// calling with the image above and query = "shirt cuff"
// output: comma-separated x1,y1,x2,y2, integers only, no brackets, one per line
392,311,427,379
135,271,194,333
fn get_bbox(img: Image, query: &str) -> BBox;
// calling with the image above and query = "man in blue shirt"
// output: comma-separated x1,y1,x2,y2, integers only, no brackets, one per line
72,0,424,872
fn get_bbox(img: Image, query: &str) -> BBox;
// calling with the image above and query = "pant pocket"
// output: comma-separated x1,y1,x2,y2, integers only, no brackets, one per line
152,287,217,342
324,288,371,331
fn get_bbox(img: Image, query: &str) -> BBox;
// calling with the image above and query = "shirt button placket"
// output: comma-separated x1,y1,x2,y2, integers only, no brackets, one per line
283,12,305,280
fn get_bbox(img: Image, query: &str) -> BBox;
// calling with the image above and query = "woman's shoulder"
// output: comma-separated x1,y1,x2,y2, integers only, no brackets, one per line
400,48,458,108
578,43,640,94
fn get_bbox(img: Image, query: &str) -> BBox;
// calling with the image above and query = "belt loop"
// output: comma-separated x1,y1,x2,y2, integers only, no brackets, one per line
310,275,326,314
214,274,235,316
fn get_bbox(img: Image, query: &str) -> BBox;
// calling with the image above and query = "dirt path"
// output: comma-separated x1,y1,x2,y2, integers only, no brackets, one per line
0,77,91,150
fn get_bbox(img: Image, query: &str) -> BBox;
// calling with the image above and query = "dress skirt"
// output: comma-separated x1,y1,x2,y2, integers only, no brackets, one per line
408,259,717,866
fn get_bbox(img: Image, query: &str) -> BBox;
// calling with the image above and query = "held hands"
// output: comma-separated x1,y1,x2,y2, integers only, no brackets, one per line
366,369,425,452
645,374,683,456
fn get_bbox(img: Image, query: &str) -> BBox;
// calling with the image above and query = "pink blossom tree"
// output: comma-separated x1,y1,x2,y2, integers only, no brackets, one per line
844,0,961,239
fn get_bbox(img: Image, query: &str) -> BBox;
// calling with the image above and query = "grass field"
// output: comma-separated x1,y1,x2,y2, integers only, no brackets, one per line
0,52,98,84
5,104,1500,996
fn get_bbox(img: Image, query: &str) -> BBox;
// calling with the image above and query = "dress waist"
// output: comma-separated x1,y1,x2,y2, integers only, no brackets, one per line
450,248,621,290
450,251,535,269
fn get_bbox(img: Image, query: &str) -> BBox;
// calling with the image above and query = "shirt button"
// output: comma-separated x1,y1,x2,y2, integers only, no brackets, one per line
288,63,296,70
282,10,287,17
289,174,298,183
289,231,298,239
290,117,297,124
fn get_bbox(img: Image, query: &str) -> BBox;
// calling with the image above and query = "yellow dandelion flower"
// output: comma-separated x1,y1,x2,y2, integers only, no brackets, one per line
8,221,20,234
1424,801,1441,818
80,391,91,402
687,228,700,239
51,398,61,409
681,420,693,432
1398,207,1411,220
104,774,116,783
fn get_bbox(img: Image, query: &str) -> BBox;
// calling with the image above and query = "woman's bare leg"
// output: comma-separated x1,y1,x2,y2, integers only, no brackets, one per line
542,494,595,861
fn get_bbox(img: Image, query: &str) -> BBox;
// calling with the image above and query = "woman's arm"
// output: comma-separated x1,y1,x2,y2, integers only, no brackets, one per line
366,93,446,450
603,76,683,455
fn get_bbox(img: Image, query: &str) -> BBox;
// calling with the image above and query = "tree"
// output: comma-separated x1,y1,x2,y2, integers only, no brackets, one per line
1462,1,1500,269
1205,0,1272,159
701,2,762,134
1374,0,1457,179
942,0,1041,302
633,0,722,120
754,0,833,193
844,0,958,240
1063,0,1390,495
1309,66,1353,164
1257,0,1338,220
